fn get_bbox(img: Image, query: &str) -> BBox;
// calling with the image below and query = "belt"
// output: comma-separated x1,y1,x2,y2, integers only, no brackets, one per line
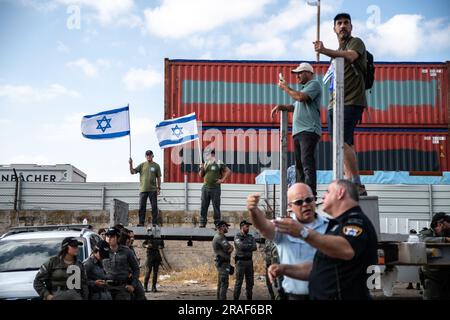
235,256,252,261
106,280,127,286
287,293,309,300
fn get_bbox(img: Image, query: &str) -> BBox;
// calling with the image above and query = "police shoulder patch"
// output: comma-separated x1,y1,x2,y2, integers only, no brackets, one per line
342,225,363,237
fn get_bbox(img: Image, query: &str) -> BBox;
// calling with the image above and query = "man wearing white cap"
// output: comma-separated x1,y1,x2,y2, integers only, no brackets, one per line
272,62,322,198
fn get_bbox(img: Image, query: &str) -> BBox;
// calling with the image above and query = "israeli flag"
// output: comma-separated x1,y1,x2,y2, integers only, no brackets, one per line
81,106,130,139
323,61,334,92
155,113,199,149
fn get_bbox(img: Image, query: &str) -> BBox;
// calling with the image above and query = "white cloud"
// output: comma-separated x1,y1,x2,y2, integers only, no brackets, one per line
122,65,162,91
144,0,272,39
131,117,158,137
187,35,231,51
67,58,98,77
236,37,286,58
57,0,135,25
66,58,114,77
19,0,58,12
0,84,80,103
42,112,85,143
56,41,70,53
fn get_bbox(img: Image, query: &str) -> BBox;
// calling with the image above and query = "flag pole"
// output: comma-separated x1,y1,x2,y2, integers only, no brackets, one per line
316,0,321,62
197,135,203,165
127,104,131,159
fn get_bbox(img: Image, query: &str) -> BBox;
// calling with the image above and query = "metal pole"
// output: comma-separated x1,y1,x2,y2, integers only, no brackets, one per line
13,168,19,211
332,58,345,180
184,174,188,211
279,110,288,217
101,186,105,211
316,0,321,62
428,184,434,221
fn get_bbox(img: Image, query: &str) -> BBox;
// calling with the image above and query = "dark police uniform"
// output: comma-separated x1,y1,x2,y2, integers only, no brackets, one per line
84,255,112,300
419,227,450,300
34,256,89,300
212,230,232,300
143,238,165,292
233,229,257,300
103,244,140,300
308,206,378,300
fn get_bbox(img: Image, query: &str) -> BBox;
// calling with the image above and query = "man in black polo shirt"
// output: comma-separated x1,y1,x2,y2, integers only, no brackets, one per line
268,179,378,300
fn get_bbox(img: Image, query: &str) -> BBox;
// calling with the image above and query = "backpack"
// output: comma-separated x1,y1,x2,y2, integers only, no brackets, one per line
365,50,375,90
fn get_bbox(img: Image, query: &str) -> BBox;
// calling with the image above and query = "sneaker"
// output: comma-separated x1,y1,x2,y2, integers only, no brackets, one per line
199,224,206,228
152,287,157,292
358,184,368,196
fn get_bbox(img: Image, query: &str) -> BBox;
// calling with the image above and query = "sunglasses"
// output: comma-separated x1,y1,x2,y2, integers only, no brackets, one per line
289,196,315,206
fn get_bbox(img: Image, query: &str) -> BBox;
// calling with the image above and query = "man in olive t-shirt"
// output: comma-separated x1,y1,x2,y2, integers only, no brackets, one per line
314,12,368,196
199,149,232,227
129,150,161,227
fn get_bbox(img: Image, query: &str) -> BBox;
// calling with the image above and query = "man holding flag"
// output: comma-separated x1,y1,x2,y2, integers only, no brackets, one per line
129,150,161,227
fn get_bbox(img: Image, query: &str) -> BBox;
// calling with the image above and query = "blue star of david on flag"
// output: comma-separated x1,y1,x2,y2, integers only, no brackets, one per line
96,115,112,133
81,106,130,140
171,124,183,138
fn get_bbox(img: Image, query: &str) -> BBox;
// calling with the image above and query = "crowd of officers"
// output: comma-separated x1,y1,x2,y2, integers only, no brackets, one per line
33,225,163,300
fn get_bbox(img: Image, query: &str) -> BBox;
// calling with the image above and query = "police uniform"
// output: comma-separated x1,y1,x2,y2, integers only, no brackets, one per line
212,221,232,300
308,206,378,300
419,213,450,300
143,238,165,292
263,240,280,300
233,221,257,300
103,243,140,300
33,238,88,300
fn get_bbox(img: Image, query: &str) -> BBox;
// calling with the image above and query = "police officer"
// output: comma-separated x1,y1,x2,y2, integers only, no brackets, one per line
103,227,140,300
233,220,257,300
419,212,450,300
212,220,234,300
34,237,88,300
84,240,112,300
268,180,378,300
143,237,165,292
263,239,284,300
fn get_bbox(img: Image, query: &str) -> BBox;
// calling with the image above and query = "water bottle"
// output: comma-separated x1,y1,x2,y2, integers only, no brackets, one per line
82,218,88,225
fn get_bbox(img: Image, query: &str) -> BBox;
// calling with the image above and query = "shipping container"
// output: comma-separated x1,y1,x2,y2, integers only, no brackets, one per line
165,59,450,127
164,127,450,184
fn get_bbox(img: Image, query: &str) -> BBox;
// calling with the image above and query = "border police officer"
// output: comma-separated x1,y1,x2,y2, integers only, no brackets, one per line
212,220,234,300
233,220,257,300
143,238,165,292
419,212,450,299
104,227,140,300
84,240,112,300
34,237,88,300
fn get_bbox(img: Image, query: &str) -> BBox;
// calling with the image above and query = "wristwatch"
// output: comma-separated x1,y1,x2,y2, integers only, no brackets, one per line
299,227,310,240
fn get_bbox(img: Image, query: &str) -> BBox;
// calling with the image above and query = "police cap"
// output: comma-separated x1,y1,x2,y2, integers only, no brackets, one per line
240,220,252,227
61,237,83,248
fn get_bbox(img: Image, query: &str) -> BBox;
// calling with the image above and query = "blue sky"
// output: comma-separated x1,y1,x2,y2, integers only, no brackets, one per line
0,0,449,182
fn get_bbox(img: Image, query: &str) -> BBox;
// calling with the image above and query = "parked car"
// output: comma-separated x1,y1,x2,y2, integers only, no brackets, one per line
0,225,101,300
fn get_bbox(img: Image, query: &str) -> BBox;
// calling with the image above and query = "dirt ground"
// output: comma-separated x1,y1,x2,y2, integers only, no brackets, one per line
143,275,423,300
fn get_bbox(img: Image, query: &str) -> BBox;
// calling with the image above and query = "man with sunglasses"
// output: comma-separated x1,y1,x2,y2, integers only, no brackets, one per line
247,183,328,300
267,180,378,300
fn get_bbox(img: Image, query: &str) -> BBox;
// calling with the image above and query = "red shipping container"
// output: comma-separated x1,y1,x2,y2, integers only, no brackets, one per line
165,59,450,128
164,127,450,184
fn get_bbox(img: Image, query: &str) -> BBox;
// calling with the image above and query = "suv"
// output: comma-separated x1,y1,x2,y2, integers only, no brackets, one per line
0,225,101,300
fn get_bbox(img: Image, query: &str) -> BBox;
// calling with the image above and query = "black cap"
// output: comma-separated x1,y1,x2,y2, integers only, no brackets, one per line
334,12,351,23
61,237,83,248
240,220,252,227
216,220,230,228
145,150,153,156
105,227,120,237
95,240,110,259
431,212,450,228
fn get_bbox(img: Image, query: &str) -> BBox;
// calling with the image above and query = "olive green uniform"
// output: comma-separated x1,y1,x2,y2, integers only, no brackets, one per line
103,245,140,300
263,240,284,300
200,160,227,226
419,228,450,300
33,256,88,300
233,231,257,300
212,232,232,300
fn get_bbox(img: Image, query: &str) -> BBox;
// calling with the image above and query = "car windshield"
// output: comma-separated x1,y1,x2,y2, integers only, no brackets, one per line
0,238,85,272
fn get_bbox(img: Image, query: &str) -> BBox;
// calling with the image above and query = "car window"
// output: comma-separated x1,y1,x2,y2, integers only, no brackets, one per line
0,238,85,272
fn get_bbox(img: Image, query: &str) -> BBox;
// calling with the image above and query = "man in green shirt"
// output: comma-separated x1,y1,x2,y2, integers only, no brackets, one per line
199,149,232,227
272,62,322,198
129,150,161,227
314,12,368,196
